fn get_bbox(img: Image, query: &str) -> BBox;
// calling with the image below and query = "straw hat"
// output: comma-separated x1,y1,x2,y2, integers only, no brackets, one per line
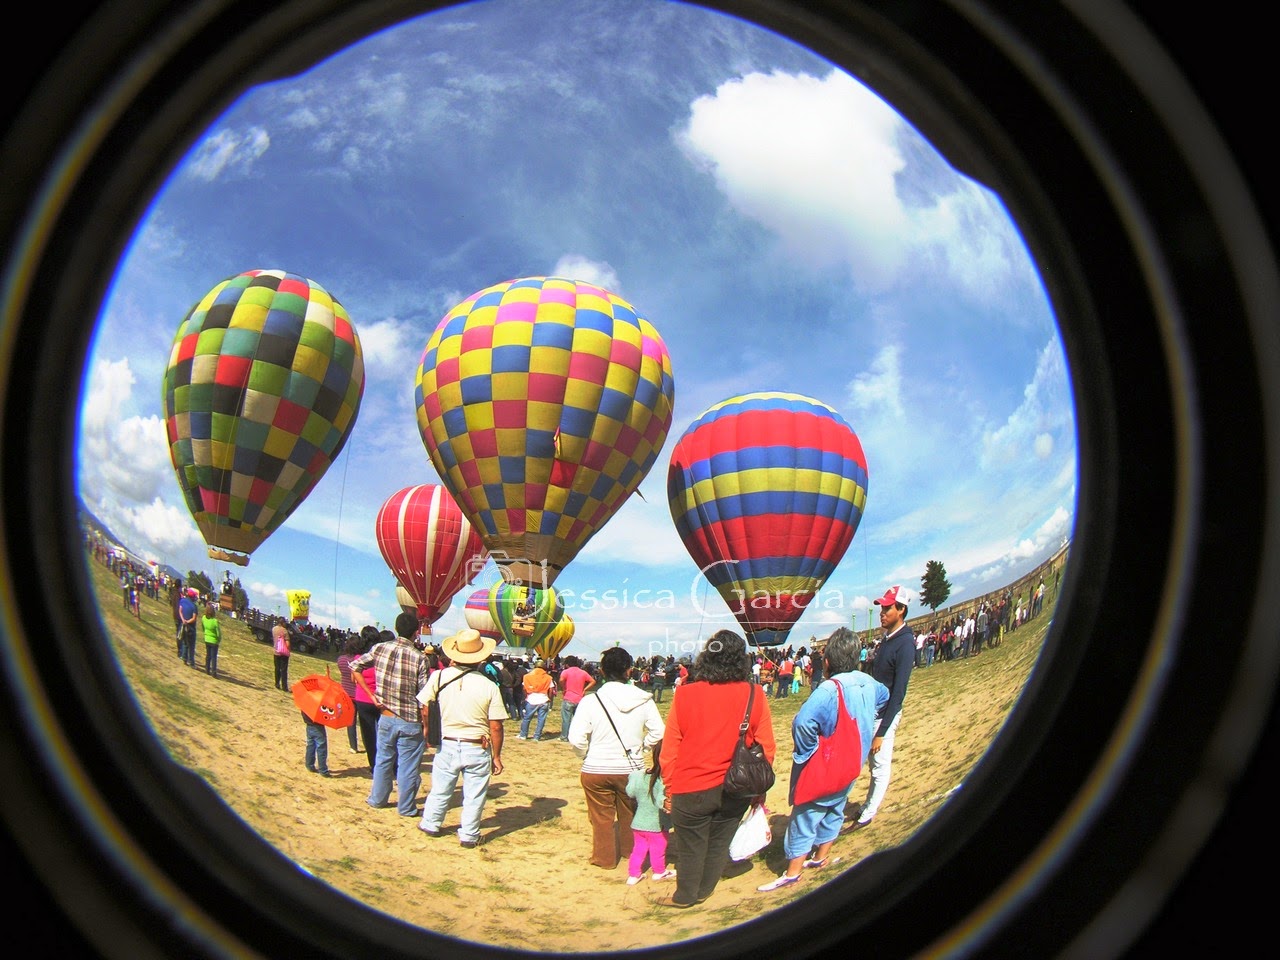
440,627,495,665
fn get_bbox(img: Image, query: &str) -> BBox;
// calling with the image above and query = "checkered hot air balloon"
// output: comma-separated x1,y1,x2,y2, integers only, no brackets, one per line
414,277,675,589
667,392,869,647
162,270,365,566
374,484,489,633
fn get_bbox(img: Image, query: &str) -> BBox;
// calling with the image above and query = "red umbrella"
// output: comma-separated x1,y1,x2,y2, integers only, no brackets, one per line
291,666,355,729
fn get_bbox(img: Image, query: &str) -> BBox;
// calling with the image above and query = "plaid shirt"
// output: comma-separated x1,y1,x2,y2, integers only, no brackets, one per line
349,636,427,722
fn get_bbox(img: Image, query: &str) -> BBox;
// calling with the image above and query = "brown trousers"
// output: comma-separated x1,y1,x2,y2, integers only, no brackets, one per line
580,772,637,868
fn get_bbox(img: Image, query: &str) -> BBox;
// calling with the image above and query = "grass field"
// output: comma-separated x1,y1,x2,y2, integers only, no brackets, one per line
89,550,1055,951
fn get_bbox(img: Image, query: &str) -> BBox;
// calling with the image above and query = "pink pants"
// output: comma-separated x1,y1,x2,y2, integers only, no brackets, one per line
628,828,669,877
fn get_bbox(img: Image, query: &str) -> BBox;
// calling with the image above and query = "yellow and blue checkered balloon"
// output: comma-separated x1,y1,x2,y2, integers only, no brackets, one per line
415,277,675,588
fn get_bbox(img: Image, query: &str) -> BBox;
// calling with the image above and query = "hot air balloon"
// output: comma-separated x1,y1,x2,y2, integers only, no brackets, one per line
487,579,564,651
374,484,489,634
463,587,503,642
535,614,575,662
287,589,311,623
396,584,417,618
667,392,868,647
162,269,365,566
414,276,675,589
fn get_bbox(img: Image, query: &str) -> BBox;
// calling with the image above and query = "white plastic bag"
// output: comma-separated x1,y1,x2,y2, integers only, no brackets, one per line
728,802,771,861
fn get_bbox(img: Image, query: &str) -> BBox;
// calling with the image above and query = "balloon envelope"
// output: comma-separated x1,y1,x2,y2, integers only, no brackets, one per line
396,584,417,617
463,586,503,641
487,579,564,650
667,392,868,647
287,589,311,622
535,614,575,661
374,483,488,628
414,276,675,588
162,269,365,565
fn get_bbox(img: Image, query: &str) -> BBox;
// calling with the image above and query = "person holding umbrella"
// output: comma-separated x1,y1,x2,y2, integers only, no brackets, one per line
292,666,357,778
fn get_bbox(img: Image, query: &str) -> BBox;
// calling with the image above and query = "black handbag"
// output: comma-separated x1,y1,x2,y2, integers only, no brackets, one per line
722,683,775,799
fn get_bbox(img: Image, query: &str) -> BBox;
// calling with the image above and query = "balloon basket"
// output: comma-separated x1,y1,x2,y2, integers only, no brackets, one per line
208,548,249,566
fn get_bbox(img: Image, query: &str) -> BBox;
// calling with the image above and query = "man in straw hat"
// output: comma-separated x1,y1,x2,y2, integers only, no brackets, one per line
416,627,507,848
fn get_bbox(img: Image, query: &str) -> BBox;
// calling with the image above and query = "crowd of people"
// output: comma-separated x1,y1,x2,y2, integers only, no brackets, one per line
903,580,1052,668
86,524,1049,908
281,582,937,909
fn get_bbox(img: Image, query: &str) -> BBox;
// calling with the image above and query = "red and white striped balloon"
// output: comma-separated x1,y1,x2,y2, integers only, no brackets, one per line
374,484,488,632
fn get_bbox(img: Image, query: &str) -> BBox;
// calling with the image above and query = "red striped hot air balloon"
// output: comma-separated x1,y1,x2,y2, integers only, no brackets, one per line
667,392,868,647
374,484,489,633
463,586,503,642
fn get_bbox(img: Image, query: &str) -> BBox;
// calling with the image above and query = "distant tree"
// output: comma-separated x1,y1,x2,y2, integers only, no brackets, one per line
920,560,952,612
231,577,250,612
186,570,214,597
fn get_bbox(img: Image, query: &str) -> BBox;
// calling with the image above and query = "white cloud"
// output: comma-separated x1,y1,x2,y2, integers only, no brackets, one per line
675,69,1031,301
550,255,620,294
184,126,271,181
847,345,904,417
981,339,1072,468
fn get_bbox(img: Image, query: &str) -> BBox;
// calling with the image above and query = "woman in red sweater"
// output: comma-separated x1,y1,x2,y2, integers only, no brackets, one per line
659,630,776,907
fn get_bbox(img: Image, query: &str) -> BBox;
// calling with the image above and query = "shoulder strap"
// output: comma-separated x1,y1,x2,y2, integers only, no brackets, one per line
435,668,467,698
594,691,642,766
738,682,755,742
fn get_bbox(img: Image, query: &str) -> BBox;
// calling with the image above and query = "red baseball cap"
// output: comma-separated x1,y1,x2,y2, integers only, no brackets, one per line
874,585,911,607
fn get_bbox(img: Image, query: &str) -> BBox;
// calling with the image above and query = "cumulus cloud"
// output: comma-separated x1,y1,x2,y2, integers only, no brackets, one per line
676,69,1028,299
184,126,271,181
550,255,621,294
847,345,904,417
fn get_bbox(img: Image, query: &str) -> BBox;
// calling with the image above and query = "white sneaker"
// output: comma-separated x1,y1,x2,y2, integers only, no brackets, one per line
651,869,677,881
757,874,801,893
626,875,643,885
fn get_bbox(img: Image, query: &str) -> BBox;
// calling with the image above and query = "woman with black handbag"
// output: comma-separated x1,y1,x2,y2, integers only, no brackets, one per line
659,630,776,908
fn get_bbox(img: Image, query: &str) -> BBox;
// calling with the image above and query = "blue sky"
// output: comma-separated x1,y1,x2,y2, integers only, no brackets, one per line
78,0,1075,662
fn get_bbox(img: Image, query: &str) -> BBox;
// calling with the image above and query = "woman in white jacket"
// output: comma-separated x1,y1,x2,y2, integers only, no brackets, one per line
568,646,665,869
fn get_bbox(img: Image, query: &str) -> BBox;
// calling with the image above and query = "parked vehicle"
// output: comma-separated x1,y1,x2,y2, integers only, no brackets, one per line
242,608,319,655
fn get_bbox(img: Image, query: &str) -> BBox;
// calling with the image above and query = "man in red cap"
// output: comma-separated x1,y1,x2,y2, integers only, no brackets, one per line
850,585,915,828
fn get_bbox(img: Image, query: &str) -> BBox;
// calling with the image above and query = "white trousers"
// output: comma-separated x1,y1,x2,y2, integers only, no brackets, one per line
859,710,901,821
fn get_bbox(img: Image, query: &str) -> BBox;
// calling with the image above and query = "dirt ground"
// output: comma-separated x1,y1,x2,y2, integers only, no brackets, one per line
105,575,1048,953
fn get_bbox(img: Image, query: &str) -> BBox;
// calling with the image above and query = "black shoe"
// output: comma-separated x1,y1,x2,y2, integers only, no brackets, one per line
317,770,332,777
419,826,441,837
459,839,478,849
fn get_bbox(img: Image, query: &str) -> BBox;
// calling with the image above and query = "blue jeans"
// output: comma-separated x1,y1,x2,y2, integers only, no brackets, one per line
181,625,197,666
781,796,846,859
304,718,329,773
520,700,549,739
559,699,578,740
419,740,492,843
367,714,426,816
502,688,519,718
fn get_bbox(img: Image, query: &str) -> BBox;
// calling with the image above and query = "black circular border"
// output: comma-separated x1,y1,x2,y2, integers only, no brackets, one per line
2,2,1275,958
